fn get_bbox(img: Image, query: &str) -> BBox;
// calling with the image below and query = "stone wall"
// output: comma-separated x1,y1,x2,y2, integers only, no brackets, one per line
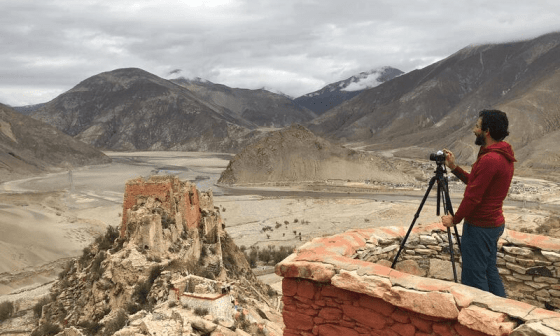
353,227,560,309
275,223,560,336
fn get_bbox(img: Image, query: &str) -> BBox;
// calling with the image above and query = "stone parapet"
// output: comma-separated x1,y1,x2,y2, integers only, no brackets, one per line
275,223,560,336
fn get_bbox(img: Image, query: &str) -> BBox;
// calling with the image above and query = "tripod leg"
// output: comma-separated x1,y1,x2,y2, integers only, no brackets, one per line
439,178,459,283
391,176,437,269
441,178,462,253
447,227,458,283
436,182,441,216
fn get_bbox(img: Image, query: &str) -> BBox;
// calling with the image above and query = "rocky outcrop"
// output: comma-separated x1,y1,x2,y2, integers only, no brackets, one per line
5,176,283,336
218,124,416,186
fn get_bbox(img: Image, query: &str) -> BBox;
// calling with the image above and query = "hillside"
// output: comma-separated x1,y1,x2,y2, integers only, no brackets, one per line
308,32,560,173
0,104,111,183
172,77,317,127
218,124,416,186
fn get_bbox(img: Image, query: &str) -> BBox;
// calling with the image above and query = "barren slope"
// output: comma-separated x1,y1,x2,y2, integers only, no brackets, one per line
218,124,415,185
0,104,111,183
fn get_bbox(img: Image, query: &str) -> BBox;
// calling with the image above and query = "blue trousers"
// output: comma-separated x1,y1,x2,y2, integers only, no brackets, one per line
460,222,506,297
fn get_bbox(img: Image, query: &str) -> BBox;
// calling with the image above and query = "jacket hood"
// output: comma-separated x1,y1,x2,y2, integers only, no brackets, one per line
479,141,516,162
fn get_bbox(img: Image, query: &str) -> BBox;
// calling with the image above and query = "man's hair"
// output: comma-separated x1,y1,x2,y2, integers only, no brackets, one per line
479,109,509,141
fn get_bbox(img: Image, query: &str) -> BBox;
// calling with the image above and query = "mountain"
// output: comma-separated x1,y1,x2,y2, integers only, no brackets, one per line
218,124,415,185
294,67,403,115
308,32,560,176
0,103,111,183
30,68,259,153
171,77,317,127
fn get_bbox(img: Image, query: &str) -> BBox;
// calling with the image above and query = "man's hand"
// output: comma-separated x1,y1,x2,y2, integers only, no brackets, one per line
443,149,457,170
441,215,455,227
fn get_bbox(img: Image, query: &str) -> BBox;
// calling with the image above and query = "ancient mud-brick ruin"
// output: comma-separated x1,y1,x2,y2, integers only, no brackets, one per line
276,223,560,336
121,175,221,261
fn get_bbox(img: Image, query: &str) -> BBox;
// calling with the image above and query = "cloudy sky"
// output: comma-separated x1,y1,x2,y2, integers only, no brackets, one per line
1,0,560,106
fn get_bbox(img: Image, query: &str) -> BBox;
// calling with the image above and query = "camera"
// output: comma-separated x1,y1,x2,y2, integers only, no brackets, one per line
429,150,446,163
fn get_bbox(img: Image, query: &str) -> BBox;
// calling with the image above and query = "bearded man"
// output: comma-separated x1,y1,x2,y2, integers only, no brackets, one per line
441,110,515,297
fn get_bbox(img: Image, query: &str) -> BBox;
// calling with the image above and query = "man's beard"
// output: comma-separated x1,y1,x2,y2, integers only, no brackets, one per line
475,133,486,146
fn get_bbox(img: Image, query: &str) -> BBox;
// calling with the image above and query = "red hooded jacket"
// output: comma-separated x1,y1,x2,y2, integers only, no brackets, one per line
451,141,516,227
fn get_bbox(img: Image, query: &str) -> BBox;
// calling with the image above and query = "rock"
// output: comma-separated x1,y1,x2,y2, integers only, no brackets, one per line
54,327,85,336
139,318,182,336
428,259,461,281
384,287,459,319
128,310,149,325
235,328,252,336
510,322,558,336
381,245,398,253
395,259,425,277
112,326,141,336
218,318,236,329
419,235,438,245
211,325,238,336
191,316,218,334
458,305,516,335
503,246,533,257
506,262,528,274
542,251,560,262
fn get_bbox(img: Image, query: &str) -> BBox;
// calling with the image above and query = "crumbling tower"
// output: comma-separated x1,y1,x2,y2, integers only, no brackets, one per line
120,175,223,273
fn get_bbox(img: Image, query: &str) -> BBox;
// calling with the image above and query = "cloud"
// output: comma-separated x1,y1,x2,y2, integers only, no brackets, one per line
341,72,383,92
1,0,560,105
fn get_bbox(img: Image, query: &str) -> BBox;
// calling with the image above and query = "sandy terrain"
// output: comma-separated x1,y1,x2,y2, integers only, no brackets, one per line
1,151,559,297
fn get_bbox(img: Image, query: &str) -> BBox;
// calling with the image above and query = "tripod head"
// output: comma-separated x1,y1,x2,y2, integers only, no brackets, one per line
429,150,447,172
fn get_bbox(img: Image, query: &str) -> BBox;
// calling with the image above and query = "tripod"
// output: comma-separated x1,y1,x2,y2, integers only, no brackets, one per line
390,160,462,282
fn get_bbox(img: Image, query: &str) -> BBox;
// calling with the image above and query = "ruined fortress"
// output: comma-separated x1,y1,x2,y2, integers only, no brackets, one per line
120,175,223,272
16,175,281,336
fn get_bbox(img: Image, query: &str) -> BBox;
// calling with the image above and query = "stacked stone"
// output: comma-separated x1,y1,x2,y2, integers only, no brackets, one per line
354,232,461,265
497,246,560,308
282,277,493,336
353,229,560,310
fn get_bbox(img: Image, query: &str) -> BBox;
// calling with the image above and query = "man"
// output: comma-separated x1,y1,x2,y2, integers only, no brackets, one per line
441,110,516,297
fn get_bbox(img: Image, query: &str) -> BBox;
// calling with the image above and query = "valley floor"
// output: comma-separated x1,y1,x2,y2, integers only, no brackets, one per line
1,151,559,297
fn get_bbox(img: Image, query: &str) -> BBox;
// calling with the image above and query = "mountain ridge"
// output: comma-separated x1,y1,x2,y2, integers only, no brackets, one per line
294,66,403,115
30,68,258,152
171,77,317,127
